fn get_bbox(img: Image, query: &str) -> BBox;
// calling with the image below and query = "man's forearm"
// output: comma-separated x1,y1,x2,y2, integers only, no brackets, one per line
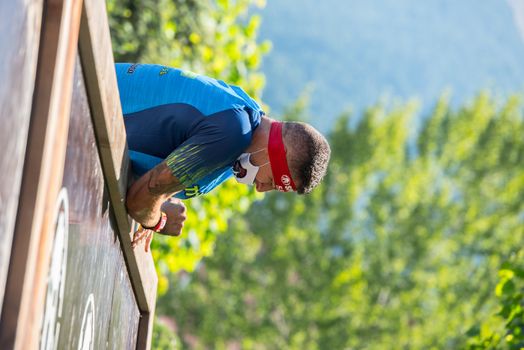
126,178,166,227
126,162,184,227
127,198,163,228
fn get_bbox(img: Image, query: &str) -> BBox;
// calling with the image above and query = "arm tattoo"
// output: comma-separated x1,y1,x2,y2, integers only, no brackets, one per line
147,163,185,195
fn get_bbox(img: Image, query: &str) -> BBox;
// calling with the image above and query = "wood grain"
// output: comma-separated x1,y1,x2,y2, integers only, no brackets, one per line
0,0,43,317
78,0,158,314
78,0,158,348
0,0,84,348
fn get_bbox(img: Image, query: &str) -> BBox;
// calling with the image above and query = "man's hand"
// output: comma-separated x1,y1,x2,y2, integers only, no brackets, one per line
131,227,155,252
126,161,187,252
126,162,185,228
159,198,187,236
131,198,187,252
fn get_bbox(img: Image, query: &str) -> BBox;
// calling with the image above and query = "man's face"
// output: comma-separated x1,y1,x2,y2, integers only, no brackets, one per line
254,164,274,192
248,150,274,192
248,148,299,193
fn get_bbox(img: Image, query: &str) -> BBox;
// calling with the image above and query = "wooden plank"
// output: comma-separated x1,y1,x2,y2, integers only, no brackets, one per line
44,60,143,349
0,0,43,317
137,269,158,350
0,0,83,348
78,0,157,322
137,308,157,350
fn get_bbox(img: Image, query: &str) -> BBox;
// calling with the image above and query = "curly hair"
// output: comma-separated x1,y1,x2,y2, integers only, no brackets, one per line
283,122,331,194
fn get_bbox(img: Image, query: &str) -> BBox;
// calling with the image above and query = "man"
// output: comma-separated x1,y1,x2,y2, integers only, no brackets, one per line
116,63,331,251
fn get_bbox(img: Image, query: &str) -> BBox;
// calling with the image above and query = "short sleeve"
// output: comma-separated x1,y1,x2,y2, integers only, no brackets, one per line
165,108,253,187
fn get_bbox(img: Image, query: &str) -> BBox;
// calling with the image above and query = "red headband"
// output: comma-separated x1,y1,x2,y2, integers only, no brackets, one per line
268,122,296,192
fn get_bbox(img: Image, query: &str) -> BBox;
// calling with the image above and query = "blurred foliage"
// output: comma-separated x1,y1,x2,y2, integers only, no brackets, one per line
466,250,524,350
157,94,524,349
153,182,261,294
107,1,524,348
152,316,182,350
107,0,271,97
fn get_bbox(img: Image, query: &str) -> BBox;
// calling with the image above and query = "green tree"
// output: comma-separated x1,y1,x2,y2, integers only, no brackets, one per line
107,0,270,96
159,94,524,349
466,249,524,350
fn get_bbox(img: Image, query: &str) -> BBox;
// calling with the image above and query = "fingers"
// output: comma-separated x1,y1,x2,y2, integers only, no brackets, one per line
131,228,145,248
172,223,184,236
158,201,187,236
174,204,187,225
167,197,187,215
178,202,187,216
132,227,153,251
145,230,154,252
168,197,184,206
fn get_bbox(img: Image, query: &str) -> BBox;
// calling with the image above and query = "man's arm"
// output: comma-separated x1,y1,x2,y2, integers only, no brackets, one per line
126,161,185,228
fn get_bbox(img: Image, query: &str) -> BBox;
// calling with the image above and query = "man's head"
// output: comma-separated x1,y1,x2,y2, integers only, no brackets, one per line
242,119,331,194
281,121,331,194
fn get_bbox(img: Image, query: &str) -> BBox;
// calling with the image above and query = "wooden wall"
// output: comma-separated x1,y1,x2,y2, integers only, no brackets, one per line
0,0,44,318
0,1,158,349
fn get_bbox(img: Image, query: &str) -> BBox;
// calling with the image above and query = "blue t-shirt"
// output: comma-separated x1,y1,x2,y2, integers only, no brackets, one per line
115,63,263,199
